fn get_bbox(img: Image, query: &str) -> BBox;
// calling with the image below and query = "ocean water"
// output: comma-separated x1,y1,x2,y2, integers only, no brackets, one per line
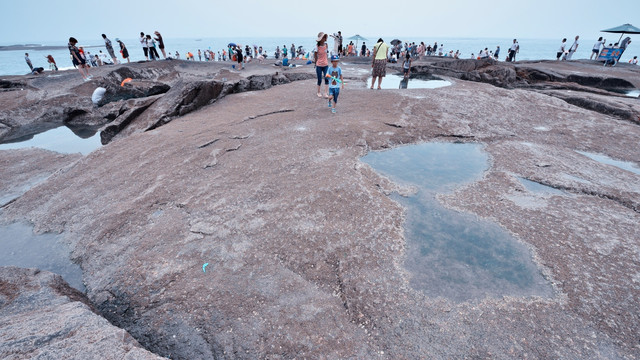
2,36,638,76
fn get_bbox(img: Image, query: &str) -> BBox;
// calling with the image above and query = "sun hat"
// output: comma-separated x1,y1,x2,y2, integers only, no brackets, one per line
331,55,339,61
115,38,120,42
317,32,327,42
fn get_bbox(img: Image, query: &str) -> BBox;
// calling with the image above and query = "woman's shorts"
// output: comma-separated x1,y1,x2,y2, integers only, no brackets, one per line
372,59,387,77
72,53,86,66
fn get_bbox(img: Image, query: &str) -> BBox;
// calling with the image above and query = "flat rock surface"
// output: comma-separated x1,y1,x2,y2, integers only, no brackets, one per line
0,267,165,360
1,58,639,359
0,148,81,207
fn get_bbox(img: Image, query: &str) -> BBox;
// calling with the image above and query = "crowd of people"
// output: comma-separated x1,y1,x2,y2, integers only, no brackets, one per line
20,30,638,81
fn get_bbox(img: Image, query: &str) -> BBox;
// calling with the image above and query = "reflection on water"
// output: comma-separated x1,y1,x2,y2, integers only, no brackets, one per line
362,142,552,302
577,150,640,175
368,74,451,90
0,125,101,155
0,222,84,292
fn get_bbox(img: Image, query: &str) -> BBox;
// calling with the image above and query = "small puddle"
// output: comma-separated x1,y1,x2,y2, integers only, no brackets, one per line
0,222,84,292
608,88,640,98
626,90,640,98
367,74,451,90
0,125,102,155
577,150,640,175
361,142,552,302
518,178,565,196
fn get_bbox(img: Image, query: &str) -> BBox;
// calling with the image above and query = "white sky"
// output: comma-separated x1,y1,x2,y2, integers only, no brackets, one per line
1,0,639,43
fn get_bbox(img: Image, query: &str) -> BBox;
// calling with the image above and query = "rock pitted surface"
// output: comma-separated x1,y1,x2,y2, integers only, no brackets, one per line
1,58,639,359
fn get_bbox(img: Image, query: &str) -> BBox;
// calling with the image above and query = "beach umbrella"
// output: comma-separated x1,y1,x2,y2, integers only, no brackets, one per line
601,23,640,43
347,34,367,51
227,43,237,48
390,39,402,46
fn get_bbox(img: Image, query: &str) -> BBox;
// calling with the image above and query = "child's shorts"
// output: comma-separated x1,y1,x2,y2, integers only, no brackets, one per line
329,87,340,103
403,68,410,74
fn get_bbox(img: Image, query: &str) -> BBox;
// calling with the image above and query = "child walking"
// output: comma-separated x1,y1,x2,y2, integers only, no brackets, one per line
327,55,344,114
402,53,412,78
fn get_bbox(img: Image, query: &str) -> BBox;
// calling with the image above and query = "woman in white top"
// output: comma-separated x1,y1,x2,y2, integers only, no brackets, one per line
557,38,567,60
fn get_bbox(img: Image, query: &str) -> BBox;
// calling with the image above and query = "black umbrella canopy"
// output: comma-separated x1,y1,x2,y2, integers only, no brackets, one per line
390,39,402,45
601,23,640,42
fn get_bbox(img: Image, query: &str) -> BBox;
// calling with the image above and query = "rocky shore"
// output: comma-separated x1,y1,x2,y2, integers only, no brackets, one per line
1,57,639,359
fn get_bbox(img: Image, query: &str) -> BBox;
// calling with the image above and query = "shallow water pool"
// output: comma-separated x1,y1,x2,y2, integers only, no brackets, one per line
577,150,640,176
0,125,101,155
367,74,451,90
0,222,84,292
361,142,552,302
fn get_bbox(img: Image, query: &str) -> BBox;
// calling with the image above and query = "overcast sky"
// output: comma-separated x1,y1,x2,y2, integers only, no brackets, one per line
2,0,639,43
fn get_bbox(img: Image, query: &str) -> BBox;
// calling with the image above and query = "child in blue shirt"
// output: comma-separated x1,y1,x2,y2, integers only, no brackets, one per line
327,55,343,114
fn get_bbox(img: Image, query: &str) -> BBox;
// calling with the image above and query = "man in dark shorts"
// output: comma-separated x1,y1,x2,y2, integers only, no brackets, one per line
235,45,243,70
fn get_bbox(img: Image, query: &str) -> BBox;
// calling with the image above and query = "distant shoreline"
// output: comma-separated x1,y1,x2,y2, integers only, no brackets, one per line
0,44,101,51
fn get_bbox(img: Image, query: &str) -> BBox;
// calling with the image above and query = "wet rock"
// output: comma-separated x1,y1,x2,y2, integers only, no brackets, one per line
0,267,164,360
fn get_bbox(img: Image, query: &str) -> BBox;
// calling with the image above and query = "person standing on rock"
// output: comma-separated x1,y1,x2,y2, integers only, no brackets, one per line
25,53,33,71
590,37,605,60
371,38,389,89
313,32,330,98
140,32,149,60
116,38,130,63
494,46,500,60
68,37,91,81
291,44,295,59
154,31,166,59
146,35,159,61
102,34,119,65
566,36,579,60
507,39,519,62
557,38,567,60
235,45,243,70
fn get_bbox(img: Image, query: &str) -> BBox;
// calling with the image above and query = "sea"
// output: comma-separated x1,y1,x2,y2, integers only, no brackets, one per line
2,36,638,76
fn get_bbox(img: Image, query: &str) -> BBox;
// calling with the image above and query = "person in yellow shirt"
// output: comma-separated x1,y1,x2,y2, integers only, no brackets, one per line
371,38,389,89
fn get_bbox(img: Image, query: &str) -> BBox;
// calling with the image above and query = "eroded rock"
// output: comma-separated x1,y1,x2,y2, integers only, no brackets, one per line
0,267,164,360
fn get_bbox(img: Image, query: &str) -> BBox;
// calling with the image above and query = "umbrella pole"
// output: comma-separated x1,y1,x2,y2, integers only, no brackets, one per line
618,33,624,44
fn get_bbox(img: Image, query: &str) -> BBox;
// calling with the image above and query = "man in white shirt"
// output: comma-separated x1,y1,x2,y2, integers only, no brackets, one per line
590,37,605,60
566,35,579,60
140,32,149,60
508,39,519,62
